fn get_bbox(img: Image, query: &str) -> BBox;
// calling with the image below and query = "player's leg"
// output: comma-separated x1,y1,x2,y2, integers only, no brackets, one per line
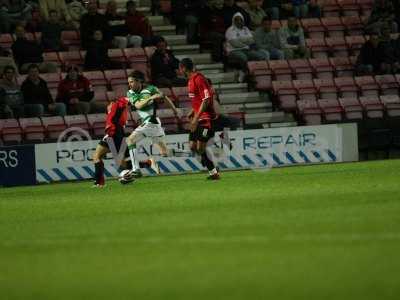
92,140,110,187
125,130,145,176
195,126,220,180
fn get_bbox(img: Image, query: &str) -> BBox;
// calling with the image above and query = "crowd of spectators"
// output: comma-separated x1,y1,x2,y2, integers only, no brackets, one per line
1,0,400,119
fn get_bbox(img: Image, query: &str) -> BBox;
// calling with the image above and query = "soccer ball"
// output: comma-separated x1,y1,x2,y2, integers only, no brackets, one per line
118,169,135,184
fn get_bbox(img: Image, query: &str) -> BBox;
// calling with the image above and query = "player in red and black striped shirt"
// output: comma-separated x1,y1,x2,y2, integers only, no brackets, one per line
92,96,157,187
179,58,220,180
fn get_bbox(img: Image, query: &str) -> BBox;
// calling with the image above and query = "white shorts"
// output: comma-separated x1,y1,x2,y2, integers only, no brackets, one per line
132,119,165,143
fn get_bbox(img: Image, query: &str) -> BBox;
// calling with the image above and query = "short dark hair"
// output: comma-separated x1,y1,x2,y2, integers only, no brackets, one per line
27,63,39,72
126,0,136,8
128,70,145,82
180,58,194,71
3,65,15,75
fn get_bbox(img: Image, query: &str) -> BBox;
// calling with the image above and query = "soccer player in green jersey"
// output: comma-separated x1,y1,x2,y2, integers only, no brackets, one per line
125,70,180,178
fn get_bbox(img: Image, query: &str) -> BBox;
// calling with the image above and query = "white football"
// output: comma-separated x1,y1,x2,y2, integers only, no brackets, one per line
118,169,135,184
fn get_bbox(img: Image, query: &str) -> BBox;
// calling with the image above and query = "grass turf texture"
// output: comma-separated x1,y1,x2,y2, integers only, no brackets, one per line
1,160,400,300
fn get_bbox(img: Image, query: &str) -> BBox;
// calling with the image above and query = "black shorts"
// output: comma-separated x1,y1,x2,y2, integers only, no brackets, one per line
98,128,125,153
189,124,215,143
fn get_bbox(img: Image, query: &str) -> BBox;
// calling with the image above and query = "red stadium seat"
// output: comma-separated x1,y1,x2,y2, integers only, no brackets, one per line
375,74,399,95
330,57,354,78
318,98,343,122
337,0,360,16
61,30,80,50
345,35,366,56
19,117,45,142
0,118,23,144
254,75,273,91
338,97,363,120
58,51,84,68
0,33,13,49
293,79,317,100
301,18,325,38
171,86,190,108
247,60,270,76
43,52,61,65
341,16,364,36
309,58,334,79
16,74,27,86
355,76,379,96
321,17,345,37
269,60,292,81
41,116,67,140
322,0,341,17
64,115,91,138
314,78,338,99
380,95,400,117
297,99,322,125
334,77,359,97
104,69,128,86
124,47,147,63
40,72,62,89
86,113,107,137
112,84,129,98
359,96,385,119
93,89,109,106
108,48,127,65
306,38,329,58
272,80,297,111
325,36,348,57
288,59,313,80
83,71,108,87
144,46,156,61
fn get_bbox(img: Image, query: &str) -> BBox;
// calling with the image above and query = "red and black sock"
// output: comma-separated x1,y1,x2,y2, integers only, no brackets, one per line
94,161,105,185
201,153,215,171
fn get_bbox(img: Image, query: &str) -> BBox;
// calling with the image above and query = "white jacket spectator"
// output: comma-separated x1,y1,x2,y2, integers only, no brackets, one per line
67,0,87,29
225,12,268,81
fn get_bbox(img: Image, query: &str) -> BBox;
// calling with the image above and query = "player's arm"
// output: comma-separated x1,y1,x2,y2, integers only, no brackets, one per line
134,93,162,110
163,95,179,117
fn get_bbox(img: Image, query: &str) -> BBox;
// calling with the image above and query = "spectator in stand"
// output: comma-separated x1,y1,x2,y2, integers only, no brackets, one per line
150,37,187,88
275,0,320,19
245,0,266,30
125,0,153,46
278,16,309,59
366,0,398,35
67,0,87,29
56,65,95,115
199,0,225,62
105,0,142,49
356,33,388,75
225,12,268,82
262,0,281,20
12,25,58,73
39,0,74,28
84,30,122,71
0,0,33,33
40,9,66,51
223,0,250,28
171,0,205,43
80,0,111,49
21,63,66,117
0,65,23,118
254,16,285,60
0,42,18,74
378,26,400,73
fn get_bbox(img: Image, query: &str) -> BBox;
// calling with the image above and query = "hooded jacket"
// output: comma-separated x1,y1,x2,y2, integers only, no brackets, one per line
225,12,255,53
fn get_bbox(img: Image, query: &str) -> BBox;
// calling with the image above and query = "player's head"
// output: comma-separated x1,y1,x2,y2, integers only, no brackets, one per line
128,70,145,92
179,58,194,77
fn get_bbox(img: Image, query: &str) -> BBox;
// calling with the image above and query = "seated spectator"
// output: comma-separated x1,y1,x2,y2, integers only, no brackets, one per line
223,0,250,28
278,16,309,59
262,0,281,20
277,0,320,19
11,25,58,73
245,0,266,30
84,30,122,71
199,0,225,62
56,65,94,115
225,12,268,81
171,0,204,43
125,0,153,46
379,26,400,73
0,65,23,118
105,0,142,49
150,37,187,88
0,42,18,75
254,16,285,60
366,0,398,35
80,0,111,49
41,10,66,51
39,0,74,29
21,63,66,117
356,33,388,75
0,0,33,33
67,0,87,29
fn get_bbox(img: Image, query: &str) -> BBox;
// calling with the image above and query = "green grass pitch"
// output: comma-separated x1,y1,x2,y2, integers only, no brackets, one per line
1,160,400,300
